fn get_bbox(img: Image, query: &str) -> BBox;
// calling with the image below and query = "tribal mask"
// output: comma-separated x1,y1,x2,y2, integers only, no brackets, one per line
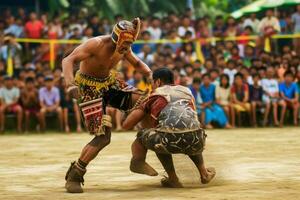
111,18,141,54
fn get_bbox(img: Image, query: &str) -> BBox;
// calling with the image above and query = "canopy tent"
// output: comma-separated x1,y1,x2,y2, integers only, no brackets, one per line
231,0,300,18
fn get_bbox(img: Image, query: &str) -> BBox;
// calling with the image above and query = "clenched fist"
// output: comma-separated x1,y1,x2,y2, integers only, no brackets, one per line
67,85,80,100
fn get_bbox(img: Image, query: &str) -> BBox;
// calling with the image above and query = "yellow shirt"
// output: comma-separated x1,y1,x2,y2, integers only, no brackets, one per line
137,81,152,92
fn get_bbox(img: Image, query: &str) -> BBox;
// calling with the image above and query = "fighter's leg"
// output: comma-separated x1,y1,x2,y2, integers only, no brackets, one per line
130,138,158,176
79,128,111,163
188,154,216,184
155,153,183,188
65,128,111,193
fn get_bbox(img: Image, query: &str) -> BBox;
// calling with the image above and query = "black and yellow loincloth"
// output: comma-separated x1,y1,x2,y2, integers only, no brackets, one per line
74,70,135,112
74,70,139,134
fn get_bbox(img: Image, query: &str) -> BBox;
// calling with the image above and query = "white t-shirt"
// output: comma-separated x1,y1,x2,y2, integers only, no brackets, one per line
0,87,20,104
243,18,260,33
137,52,154,65
261,78,279,94
147,26,162,40
177,26,195,38
223,68,237,85
258,17,281,33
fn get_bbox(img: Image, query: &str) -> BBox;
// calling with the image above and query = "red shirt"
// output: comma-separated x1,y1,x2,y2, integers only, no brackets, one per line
25,20,44,38
138,95,168,127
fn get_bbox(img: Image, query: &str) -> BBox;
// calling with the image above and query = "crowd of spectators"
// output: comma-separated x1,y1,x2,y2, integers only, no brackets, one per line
0,5,300,132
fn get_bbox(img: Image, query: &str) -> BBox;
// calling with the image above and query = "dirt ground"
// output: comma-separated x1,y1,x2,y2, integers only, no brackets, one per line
0,128,300,200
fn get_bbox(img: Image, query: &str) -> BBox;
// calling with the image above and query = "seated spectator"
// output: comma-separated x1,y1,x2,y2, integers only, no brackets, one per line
0,76,23,132
231,73,251,126
179,42,197,63
200,73,231,129
189,77,204,124
39,76,63,131
261,66,285,127
21,77,41,132
210,69,220,86
137,44,154,65
279,71,299,126
216,74,235,127
127,70,143,87
249,74,264,127
224,59,237,84
58,78,82,133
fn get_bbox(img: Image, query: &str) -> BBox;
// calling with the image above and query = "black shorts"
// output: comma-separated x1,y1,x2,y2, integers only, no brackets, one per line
137,128,206,155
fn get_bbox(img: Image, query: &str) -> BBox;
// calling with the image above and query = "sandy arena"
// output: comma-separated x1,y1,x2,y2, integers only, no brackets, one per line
0,128,300,200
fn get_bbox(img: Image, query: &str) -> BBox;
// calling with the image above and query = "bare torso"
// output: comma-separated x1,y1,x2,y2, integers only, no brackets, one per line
79,36,123,79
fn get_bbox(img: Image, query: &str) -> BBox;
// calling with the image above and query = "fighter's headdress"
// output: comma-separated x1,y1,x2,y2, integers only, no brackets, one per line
111,18,141,50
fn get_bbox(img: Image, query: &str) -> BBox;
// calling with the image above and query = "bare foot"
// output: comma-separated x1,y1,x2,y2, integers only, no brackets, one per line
65,126,70,133
205,124,213,129
201,167,216,184
115,126,123,132
225,124,232,129
130,159,158,176
76,126,82,133
294,121,298,126
161,177,183,188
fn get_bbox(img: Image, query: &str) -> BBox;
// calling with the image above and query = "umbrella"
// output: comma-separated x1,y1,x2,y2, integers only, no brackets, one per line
231,0,265,18
231,0,300,18
262,0,300,8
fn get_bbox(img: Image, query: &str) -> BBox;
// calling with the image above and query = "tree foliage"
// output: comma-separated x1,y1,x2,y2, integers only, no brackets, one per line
54,0,255,20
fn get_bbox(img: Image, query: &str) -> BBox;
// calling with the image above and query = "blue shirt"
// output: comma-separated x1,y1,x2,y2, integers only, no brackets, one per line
279,82,298,99
200,84,215,103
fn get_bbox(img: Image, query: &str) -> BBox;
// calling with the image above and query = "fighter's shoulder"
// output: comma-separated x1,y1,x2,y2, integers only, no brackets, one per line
81,36,107,49
173,85,193,96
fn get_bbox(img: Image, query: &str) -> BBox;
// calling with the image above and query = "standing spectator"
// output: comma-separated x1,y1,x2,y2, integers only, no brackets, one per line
213,15,226,37
279,71,299,126
4,16,23,37
249,74,264,127
21,77,41,132
25,12,44,39
231,73,251,126
0,34,22,75
178,16,195,38
292,5,300,55
261,66,285,127
258,9,281,49
243,13,260,34
39,76,63,131
147,17,162,40
216,74,235,127
89,14,100,36
200,73,231,129
225,16,239,37
258,9,281,35
0,76,23,132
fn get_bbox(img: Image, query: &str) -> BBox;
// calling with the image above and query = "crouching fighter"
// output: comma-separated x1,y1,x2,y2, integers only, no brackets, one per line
122,68,216,188
62,18,152,193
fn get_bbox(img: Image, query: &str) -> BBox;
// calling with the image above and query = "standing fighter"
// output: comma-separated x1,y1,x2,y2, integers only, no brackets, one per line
62,18,151,193
122,68,216,188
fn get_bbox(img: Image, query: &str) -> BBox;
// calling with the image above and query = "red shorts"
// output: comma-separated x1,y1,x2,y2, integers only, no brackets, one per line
25,108,40,114
6,104,21,113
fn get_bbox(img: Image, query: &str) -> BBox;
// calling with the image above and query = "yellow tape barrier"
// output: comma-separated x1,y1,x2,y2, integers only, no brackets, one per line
13,34,300,70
